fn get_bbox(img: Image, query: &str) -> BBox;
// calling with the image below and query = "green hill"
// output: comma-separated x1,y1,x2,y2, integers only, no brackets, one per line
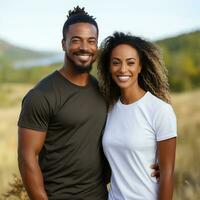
0,39,61,83
156,30,200,91
0,30,200,91
0,39,56,65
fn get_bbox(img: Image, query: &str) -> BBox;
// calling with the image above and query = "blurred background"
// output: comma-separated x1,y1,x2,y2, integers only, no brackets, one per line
0,0,200,199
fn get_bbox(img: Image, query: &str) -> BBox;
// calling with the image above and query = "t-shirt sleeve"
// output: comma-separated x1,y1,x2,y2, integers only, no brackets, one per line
18,89,50,132
154,103,177,141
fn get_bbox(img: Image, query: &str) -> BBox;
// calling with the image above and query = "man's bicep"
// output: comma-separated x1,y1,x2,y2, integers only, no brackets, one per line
18,89,50,132
18,128,47,155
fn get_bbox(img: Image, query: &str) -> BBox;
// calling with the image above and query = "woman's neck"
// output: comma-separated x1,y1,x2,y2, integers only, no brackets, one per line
120,86,145,105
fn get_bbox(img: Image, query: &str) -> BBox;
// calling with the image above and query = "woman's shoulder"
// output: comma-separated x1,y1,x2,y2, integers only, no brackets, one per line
147,91,171,106
143,92,174,116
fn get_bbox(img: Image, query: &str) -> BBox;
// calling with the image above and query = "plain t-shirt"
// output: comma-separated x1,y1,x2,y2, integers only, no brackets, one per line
103,91,177,200
18,71,108,200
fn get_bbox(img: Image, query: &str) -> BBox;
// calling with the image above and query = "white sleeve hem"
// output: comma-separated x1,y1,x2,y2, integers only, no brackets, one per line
157,133,177,141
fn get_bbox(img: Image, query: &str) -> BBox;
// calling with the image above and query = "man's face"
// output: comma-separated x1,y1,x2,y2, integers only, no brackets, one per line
62,22,98,73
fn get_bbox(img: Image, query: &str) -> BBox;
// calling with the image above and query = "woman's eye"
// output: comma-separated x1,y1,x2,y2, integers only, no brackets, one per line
128,62,135,65
112,62,119,65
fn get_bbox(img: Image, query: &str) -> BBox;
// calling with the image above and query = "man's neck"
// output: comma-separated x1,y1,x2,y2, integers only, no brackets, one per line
59,65,90,87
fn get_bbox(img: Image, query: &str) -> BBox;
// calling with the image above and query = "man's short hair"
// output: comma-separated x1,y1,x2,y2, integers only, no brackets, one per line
62,6,99,40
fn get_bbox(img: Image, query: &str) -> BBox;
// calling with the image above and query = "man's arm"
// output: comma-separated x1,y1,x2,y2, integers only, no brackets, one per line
150,163,160,180
18,127,48,200
157,137,176,200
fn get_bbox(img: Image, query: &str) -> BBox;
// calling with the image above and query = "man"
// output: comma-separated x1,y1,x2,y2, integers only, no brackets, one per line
18,6,158,200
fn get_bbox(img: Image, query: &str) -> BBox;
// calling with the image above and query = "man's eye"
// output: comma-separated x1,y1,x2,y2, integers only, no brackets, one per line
89,40,96,45
72,39,80,43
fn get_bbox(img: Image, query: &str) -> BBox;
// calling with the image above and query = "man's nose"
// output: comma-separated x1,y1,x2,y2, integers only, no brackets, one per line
79,41,89,51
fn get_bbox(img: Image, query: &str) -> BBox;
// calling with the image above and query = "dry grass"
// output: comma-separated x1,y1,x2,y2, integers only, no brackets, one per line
0,84,32,199
0,83,200,199
0,84,32,108
172,90,200,199
1,175,28,200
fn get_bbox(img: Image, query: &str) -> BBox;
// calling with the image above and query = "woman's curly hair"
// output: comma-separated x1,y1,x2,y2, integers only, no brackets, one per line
97,32,170,107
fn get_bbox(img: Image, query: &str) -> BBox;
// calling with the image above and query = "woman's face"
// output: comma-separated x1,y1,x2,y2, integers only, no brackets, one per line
109,44,141,91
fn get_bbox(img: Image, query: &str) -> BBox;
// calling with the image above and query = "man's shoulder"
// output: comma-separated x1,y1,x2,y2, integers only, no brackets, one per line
22,71,59,104
34,71,58,91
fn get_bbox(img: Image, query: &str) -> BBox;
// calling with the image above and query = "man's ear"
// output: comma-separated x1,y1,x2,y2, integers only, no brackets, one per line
61,39,65,51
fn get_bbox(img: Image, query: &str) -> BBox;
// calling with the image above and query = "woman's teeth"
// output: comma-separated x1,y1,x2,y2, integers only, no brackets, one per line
117,75,130,81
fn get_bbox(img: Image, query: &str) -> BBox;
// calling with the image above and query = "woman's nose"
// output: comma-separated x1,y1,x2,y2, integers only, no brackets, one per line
119,64,127,73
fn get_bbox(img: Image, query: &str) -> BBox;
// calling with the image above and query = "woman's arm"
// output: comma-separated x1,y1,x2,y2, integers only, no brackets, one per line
157,137,176,200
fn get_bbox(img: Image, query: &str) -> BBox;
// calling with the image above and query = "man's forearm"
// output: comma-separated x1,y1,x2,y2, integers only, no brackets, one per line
18,156,48,200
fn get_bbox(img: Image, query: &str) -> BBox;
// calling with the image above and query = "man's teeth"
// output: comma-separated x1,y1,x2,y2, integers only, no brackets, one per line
117,76,130,81
78,55,90,58
76,54,90,61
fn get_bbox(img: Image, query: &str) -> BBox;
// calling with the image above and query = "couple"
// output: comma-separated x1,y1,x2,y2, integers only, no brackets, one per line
17,6,177,200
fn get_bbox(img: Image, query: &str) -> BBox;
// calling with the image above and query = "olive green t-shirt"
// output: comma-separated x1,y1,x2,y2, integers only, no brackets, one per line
18,71,108,200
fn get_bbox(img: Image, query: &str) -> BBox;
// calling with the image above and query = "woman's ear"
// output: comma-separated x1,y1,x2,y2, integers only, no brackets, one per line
139,65,142,73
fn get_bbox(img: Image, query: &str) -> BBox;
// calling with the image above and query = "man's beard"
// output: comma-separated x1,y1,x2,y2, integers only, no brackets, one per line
67,55,92,74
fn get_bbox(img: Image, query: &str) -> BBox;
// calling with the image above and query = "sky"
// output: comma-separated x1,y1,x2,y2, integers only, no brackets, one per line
0,0,199,52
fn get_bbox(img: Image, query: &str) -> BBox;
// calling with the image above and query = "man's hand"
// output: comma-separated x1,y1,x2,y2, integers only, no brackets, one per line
150,163,160,181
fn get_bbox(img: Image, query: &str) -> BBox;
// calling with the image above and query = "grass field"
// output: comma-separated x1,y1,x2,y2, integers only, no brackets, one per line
0,84,32,199
172,90,200,199
0,83,200,199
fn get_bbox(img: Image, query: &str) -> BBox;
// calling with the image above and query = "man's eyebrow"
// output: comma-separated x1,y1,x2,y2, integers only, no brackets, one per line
71,36,81,39
71,36,97,41
88,37,97,40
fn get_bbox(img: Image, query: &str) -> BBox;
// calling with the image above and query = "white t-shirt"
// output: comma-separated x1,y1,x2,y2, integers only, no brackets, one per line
102,91,177,200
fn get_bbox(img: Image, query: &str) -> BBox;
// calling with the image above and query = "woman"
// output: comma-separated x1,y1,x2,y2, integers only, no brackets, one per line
98,32,177,200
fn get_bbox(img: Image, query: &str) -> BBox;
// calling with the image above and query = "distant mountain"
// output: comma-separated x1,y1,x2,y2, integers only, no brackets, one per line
0,30,200,91
156,30,200,65
0,39,61,67
156,30,200,53
155,30,200,91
